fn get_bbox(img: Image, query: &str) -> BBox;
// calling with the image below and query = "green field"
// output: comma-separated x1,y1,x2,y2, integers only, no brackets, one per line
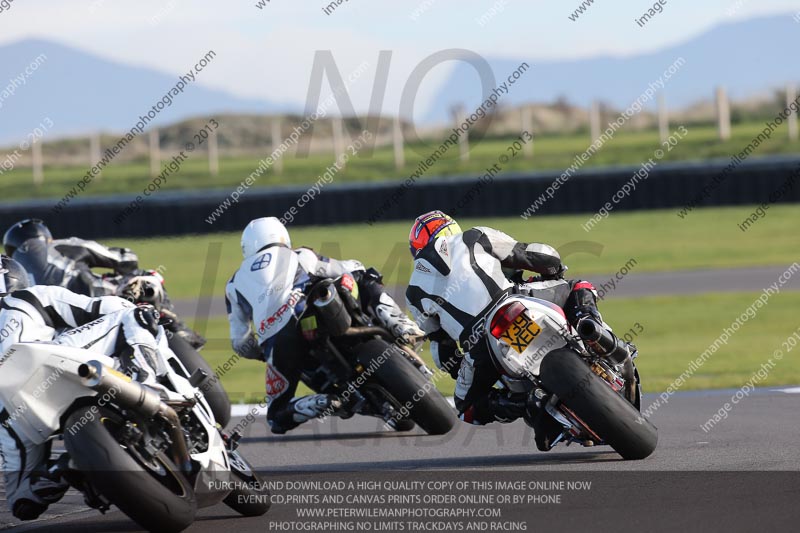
99,205,800,401
199,291,800,403
3,121,799,202
109,204,800,300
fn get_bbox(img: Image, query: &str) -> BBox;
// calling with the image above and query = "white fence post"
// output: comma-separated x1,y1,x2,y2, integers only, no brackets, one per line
90,133,102,180
521,106,534,158
658,94,669,143
208,126,219,176
715,86,731,141
393,116,405,169
332,116,346,169
32,138,43,185
787,83,798,141
452,104,469,162
149,129,161,177
589,100,601,141
271,117,283,175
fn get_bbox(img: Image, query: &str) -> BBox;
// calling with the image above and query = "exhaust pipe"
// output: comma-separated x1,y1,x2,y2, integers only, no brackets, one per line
576,319,630,365
78,361,193,474
79,361,161,416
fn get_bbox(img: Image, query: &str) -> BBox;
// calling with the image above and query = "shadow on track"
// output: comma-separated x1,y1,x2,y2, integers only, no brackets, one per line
11,515,141,533
258,450,623,472
241,430,415,444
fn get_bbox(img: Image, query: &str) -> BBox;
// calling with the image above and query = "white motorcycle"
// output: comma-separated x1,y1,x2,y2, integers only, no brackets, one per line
482,294,658,460
0,330,269,532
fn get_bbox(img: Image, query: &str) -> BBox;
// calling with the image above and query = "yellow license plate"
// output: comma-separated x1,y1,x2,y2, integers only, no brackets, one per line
500,313,542,353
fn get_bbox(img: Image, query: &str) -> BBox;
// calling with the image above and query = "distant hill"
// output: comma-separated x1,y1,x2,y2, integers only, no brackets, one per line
1,13,796,144
0,39,287,144
425,13,800,122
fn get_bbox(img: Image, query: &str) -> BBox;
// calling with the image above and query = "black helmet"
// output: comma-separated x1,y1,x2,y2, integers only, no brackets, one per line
3,219,53,257
0,255,31,297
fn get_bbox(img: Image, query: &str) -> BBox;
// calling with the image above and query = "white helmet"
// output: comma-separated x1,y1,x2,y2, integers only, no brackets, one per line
241,217,291,258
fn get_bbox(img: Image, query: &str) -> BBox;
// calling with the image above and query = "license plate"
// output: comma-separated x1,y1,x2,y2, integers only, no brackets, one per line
500,313,542,353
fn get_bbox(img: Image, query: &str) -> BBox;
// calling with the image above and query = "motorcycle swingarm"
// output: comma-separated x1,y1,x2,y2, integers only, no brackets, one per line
545,395,605,447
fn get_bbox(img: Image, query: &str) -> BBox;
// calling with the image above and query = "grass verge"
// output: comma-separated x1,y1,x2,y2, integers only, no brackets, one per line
108,205,800,300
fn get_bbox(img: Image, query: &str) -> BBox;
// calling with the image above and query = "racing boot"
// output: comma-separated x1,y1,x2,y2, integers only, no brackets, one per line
11,468,70,521
269,394,344,435
565,281,605,326
373,292,424,345
466,389,528,424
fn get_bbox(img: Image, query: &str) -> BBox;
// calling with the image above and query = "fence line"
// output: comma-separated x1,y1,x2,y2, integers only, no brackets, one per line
5,82,799,184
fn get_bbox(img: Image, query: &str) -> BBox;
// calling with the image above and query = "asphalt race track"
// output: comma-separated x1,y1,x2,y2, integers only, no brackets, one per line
4,387,799,532
2,265,799,532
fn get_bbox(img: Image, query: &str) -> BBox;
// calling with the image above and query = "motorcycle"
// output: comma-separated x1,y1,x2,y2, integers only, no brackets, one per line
296,273,456,435
482,293,658,459
100,269,232,427
0,329,269,532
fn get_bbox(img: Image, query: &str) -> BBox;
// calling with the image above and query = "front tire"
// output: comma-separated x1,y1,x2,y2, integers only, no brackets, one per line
169,334,232,428
64,406,197,532
539,349,658,460
356,339,455,435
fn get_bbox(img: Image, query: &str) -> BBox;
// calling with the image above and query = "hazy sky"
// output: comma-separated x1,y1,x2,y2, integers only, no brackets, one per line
0,0,797,114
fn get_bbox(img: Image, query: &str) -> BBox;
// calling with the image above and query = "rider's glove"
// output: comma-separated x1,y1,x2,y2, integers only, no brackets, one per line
362,267,384,284
133,304,160,336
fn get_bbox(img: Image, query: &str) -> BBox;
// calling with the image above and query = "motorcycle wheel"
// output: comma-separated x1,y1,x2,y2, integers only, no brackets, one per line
356,339,455,436
169,334,232,428
222,448,271,516
539,348,658,460
63,406,197,533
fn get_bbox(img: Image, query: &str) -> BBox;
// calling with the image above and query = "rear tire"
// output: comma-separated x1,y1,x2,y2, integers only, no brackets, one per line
357,339,455,435
169,334,232,428
64,406,196,532
539,348,658,460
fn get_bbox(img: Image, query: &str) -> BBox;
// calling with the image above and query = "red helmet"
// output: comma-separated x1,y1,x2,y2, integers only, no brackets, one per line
408,211,462,257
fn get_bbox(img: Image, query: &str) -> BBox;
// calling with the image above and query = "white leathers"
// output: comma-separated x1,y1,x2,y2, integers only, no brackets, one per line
406,226,562,354
0,286,133,351
0,287,143,517
225,244,364,360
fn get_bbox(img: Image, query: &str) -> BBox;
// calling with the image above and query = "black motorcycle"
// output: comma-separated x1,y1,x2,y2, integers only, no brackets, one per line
296,275,456,435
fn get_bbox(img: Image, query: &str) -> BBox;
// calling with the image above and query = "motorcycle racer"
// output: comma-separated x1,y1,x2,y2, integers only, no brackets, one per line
405,211,633,451
225,217,423,434
2,218,205,348
3,218,139,297
0,255,164,520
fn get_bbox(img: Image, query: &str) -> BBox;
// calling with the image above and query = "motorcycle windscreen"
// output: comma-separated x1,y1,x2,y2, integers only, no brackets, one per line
485,297,568,379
